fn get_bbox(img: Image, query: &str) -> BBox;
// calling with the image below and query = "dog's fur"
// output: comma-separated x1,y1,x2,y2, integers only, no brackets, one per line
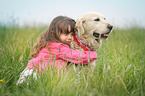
71,12,113,71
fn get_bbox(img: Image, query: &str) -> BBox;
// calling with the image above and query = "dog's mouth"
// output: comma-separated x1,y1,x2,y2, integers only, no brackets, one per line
93,31,111,40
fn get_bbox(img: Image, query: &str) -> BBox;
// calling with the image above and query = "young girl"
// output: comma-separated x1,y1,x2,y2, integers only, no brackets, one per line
16,16,97,85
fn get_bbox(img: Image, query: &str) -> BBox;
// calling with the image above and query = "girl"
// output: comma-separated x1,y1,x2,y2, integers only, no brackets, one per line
16,16,97,85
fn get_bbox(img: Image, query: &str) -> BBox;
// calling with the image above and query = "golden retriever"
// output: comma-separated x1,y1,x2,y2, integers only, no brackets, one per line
71,12,113,71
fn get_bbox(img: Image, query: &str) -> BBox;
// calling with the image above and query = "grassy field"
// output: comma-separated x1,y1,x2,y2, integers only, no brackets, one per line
0,25,145,96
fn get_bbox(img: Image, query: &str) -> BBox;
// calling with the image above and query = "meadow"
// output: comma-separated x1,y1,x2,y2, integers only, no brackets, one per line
0,25,145,96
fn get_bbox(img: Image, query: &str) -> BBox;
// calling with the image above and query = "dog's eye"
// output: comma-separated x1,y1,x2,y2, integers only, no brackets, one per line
94,18,100,21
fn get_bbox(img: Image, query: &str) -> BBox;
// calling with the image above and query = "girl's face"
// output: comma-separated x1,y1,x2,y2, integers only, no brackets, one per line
60,32,74,45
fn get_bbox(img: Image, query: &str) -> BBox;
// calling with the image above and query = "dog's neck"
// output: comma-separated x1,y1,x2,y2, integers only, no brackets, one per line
76,32,102,51
74,35,94,51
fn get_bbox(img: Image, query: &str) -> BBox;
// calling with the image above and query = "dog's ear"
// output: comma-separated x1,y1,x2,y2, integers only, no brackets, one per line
76,17,85,36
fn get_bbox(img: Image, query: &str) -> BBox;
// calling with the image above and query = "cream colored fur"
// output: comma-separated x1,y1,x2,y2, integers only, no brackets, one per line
71,12,113,71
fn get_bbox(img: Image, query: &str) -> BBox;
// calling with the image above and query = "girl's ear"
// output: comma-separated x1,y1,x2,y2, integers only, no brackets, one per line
76,17,85,36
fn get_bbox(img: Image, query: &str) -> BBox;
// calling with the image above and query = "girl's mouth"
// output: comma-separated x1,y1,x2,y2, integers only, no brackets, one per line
65,41,71,44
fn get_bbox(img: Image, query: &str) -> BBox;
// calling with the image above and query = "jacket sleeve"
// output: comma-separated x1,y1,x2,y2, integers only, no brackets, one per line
57,43,97,64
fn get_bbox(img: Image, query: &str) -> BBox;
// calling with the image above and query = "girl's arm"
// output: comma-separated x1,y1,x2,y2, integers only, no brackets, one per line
57,43,97,64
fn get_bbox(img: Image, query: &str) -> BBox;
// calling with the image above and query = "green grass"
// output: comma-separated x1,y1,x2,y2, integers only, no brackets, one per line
0,25,145,96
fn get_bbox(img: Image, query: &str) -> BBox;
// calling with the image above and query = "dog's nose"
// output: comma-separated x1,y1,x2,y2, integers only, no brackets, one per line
107,24,113,30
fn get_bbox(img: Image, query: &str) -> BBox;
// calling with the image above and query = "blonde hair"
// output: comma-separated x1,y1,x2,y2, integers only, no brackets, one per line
31,16,76,57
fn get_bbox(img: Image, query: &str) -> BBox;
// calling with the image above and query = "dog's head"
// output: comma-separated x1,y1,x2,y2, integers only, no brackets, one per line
76,12,113,41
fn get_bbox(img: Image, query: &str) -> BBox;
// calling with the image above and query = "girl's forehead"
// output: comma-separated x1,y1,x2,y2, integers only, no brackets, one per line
63,24,75,32
68,25,71,32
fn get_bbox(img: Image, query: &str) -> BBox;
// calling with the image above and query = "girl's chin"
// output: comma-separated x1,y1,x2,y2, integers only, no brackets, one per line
64,42,71,45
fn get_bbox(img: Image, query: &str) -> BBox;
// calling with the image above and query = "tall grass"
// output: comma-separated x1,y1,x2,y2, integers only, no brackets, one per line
0,25,145,96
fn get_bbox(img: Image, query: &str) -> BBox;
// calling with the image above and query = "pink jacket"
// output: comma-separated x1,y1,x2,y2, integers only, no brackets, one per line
27,43,97,73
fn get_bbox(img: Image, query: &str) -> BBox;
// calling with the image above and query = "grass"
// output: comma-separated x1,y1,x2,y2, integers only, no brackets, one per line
0,25,145,96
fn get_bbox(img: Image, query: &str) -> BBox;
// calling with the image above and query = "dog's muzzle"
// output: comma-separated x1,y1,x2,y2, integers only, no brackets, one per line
93,25,113,41
93,31,110,40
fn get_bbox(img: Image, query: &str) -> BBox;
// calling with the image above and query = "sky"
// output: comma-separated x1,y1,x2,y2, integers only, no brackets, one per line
0,0,145,28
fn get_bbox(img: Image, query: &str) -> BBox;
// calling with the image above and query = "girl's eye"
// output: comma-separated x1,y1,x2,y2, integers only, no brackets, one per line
71,33,75,36
94,18,100,21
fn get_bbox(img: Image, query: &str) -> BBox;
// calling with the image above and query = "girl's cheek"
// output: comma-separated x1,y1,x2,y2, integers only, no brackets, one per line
72,37,74,41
